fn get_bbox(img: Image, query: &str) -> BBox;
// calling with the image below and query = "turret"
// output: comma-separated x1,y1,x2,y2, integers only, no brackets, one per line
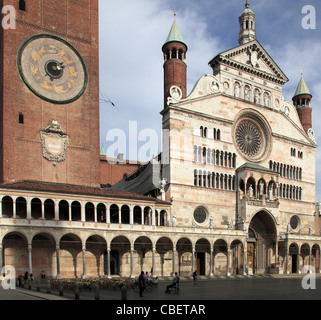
162,17,188,108
239,0,256,45
293,75,312,133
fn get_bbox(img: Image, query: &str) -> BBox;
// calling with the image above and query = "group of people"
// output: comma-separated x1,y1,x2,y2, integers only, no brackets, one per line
138,271,159,297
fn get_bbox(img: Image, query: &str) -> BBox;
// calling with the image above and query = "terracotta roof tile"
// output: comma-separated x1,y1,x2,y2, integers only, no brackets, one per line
0,180,170,205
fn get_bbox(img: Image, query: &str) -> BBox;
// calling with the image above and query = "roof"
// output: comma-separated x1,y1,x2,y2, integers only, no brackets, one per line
0,180,171,205
100,145,106,156
293,76,312,98
237,162,274,173
163,19,186,47
240,0,255,16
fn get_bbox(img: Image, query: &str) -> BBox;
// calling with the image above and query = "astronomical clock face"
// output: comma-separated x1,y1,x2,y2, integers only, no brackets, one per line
17,34,87,104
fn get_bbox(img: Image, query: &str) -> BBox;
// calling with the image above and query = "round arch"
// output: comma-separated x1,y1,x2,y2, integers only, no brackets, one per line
85,235,107,277
156,237,173,277
195,238,211,276
2,232,28,276
248,210,277,274
214,239,228,276
31,233,56,278
110,236,131,277
59,233,83,278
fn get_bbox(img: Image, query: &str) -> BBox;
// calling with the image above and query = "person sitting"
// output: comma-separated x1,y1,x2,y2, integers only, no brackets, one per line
165,273,179,293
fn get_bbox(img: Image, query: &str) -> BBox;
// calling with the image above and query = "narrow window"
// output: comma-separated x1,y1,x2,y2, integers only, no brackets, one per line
18,113,24,124
19,0,26,11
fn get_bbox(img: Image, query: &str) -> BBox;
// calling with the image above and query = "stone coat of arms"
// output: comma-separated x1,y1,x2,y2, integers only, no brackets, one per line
40,120,68,164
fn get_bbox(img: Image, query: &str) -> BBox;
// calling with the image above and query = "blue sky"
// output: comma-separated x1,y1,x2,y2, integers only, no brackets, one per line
99,0,321,201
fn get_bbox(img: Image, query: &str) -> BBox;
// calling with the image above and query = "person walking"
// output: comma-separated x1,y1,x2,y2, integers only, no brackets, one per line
192,270,197,284
138,271,146,297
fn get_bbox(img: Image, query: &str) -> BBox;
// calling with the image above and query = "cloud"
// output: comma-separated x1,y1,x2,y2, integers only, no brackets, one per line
99,0,321,200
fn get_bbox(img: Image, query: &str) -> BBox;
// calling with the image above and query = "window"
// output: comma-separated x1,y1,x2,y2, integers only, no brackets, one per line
19,0,26,11
213,128,221,141
194,207,207,224
18,113,24,124
290,216,300,231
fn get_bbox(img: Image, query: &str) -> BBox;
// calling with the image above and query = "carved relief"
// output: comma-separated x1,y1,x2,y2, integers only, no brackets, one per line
40,120,68,164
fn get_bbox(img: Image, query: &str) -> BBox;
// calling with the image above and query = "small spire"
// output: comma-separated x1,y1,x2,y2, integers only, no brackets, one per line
174,9,176,18
245,0,250,8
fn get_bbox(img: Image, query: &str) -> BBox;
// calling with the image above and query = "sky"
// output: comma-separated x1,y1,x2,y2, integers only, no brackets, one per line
98,0,321,201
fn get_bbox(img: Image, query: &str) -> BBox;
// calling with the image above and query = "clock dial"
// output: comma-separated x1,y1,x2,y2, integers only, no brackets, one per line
17,34,87,104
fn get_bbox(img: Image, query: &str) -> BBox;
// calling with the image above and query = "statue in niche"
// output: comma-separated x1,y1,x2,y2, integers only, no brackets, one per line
249,185,254,198
244,87,250,100
234,83,240,98
254,90,260,104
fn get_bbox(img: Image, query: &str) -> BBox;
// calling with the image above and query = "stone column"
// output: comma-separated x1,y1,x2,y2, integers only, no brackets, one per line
243,243,247,276
26,197,32,220
107,247,111,278
152,246,155,277
130,246,134,278
54,200,59,221
13,196,17,219
41,200,45,220
56,246,61,279
28,244,33,274
106,204,110,224
82,245,87,278
129,206,134,225
192,246,195,274
80,201,85,222
285,239,289,274
172,247,176,275
210,248,214,276
94,203,97,223
152,208,156,226
0,244,3,275
226,248,230,277
68,201,72,221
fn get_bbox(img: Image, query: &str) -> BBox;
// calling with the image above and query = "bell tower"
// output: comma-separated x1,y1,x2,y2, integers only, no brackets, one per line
162,15,188,108
293,75,313,133
239,0,256,45
0,0,100,187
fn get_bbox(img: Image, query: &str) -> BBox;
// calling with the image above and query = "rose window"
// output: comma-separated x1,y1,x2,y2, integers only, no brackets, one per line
234,113,271,162
235,120,262,157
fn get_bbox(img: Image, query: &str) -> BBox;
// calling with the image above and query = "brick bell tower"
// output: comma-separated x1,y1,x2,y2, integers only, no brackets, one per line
162,16,187,108
292,75,313,133
0,0,100,187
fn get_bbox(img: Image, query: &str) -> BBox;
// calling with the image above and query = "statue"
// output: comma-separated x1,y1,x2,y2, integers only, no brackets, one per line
172,214,177,227
259,181,264,196
269,187,273,201
209,216,214,229
249,185,254,198
159,178,167,201
234,84,240,98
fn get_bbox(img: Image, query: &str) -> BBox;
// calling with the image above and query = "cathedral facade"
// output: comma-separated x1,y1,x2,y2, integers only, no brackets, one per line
160,1,321,275
0,1,320,280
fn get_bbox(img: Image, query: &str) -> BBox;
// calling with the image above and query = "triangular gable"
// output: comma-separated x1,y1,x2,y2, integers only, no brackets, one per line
209,40,289,85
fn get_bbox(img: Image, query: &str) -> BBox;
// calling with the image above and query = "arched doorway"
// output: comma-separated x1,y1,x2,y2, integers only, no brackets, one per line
195,239,211,276
248,210,277,274
231,240,244,275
